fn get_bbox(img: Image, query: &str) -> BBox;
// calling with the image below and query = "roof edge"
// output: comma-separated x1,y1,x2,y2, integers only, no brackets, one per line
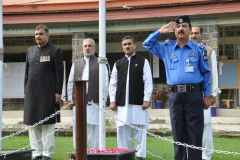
3,0,235,15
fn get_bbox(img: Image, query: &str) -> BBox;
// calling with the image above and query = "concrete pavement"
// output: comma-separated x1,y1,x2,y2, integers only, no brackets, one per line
1,109,240,137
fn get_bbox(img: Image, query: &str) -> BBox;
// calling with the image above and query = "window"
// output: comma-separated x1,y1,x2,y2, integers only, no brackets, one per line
225,26,236,37
225,44,234,59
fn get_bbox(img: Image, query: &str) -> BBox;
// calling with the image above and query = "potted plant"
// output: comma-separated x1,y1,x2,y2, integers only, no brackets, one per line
152,88,168,109
219,93,228,109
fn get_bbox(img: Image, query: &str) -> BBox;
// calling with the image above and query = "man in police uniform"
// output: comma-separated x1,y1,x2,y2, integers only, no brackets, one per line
24,24,64,160
190,26,221,160
67,38,109,149
109,36,153,160
143,16,212,160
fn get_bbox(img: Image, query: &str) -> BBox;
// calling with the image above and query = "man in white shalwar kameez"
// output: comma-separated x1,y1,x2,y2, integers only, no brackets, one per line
67,38,109,149
190,27,221,160
109,36,153,160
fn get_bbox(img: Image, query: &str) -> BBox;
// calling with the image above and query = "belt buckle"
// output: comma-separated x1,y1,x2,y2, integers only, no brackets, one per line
178,85,187,92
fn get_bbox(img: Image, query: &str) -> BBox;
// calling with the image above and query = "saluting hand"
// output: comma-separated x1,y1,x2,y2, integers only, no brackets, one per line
159,22,177,34
203,97,212,110
142,101,149,110
110,102,117,111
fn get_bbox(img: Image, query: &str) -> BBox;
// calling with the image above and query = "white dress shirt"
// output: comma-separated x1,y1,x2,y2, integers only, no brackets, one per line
204,50,221,124
109,54,153,127
210,50,221,97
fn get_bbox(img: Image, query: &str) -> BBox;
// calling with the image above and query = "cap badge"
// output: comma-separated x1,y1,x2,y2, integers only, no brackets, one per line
179,19,183,23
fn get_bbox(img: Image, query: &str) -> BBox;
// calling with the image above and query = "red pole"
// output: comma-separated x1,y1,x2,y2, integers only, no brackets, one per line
75,81,87,160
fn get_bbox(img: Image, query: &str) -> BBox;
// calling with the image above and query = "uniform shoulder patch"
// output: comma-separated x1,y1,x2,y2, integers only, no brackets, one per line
203,50,208,61
164,39,175,45
198,43,205,49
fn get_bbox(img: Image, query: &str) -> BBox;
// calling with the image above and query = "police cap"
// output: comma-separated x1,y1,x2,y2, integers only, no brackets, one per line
174,15,191,27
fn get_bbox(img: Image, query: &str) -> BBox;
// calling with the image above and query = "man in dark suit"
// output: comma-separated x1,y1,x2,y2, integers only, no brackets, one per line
24,24,64,160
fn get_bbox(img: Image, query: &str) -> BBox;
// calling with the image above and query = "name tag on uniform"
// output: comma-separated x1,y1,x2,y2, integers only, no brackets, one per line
40,56,50,62
185,59,194,72
185,65,194,72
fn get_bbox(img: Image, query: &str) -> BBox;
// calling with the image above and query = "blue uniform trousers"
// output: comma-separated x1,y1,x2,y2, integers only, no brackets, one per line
169,90,204,160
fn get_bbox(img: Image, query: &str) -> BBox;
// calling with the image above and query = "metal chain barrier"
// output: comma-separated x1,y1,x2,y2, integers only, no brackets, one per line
0,101,74,158
1,101,240,158
98,57,111,77
147,150,167,160
122,127,167,160
98,57,108,64
98,103,169,159
1,101,73,141
95,104,240,156
0,124,64,158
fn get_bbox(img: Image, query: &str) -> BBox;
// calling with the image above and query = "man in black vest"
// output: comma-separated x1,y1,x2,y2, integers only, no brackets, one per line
24,24,64,160
109,36,153,160
67,38,109,149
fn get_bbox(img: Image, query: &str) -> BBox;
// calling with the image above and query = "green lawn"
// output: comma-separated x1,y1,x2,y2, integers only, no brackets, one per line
1,135,240,160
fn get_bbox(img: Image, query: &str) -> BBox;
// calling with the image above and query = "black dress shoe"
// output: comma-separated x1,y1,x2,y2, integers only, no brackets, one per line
32,156,42,160
42,156,51,160
136,157,143,160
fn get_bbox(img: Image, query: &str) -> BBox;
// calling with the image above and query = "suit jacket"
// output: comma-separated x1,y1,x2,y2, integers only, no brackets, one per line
23,42,64,125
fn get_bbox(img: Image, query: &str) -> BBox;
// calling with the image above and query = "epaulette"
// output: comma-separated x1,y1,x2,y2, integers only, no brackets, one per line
191,41,205,49
164,39,175,45
198,43,205,49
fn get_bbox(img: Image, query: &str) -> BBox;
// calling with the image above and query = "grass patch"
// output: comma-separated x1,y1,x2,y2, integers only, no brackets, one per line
1,135,240,159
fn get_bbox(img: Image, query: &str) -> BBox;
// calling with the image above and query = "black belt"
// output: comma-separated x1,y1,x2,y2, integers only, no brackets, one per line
170,84,202,92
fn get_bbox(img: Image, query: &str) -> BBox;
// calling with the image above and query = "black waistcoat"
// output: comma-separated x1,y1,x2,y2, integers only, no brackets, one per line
73,56,99,103
116,54,145,106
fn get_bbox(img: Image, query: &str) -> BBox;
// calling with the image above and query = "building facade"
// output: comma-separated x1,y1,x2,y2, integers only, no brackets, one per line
2,0,240,115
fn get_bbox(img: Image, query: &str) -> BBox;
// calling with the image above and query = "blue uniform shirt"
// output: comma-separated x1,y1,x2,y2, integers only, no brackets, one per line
143,30,211,97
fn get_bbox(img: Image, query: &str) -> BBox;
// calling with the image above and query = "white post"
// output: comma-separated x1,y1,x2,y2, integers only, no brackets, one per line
99,0,106,150
0,0,4,151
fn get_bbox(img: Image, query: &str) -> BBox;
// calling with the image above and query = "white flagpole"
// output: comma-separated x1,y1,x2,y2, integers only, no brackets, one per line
99,0,106,150
0,0,4,151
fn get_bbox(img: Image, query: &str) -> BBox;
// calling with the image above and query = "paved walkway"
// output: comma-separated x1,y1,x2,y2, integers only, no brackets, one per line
2,109,240,137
